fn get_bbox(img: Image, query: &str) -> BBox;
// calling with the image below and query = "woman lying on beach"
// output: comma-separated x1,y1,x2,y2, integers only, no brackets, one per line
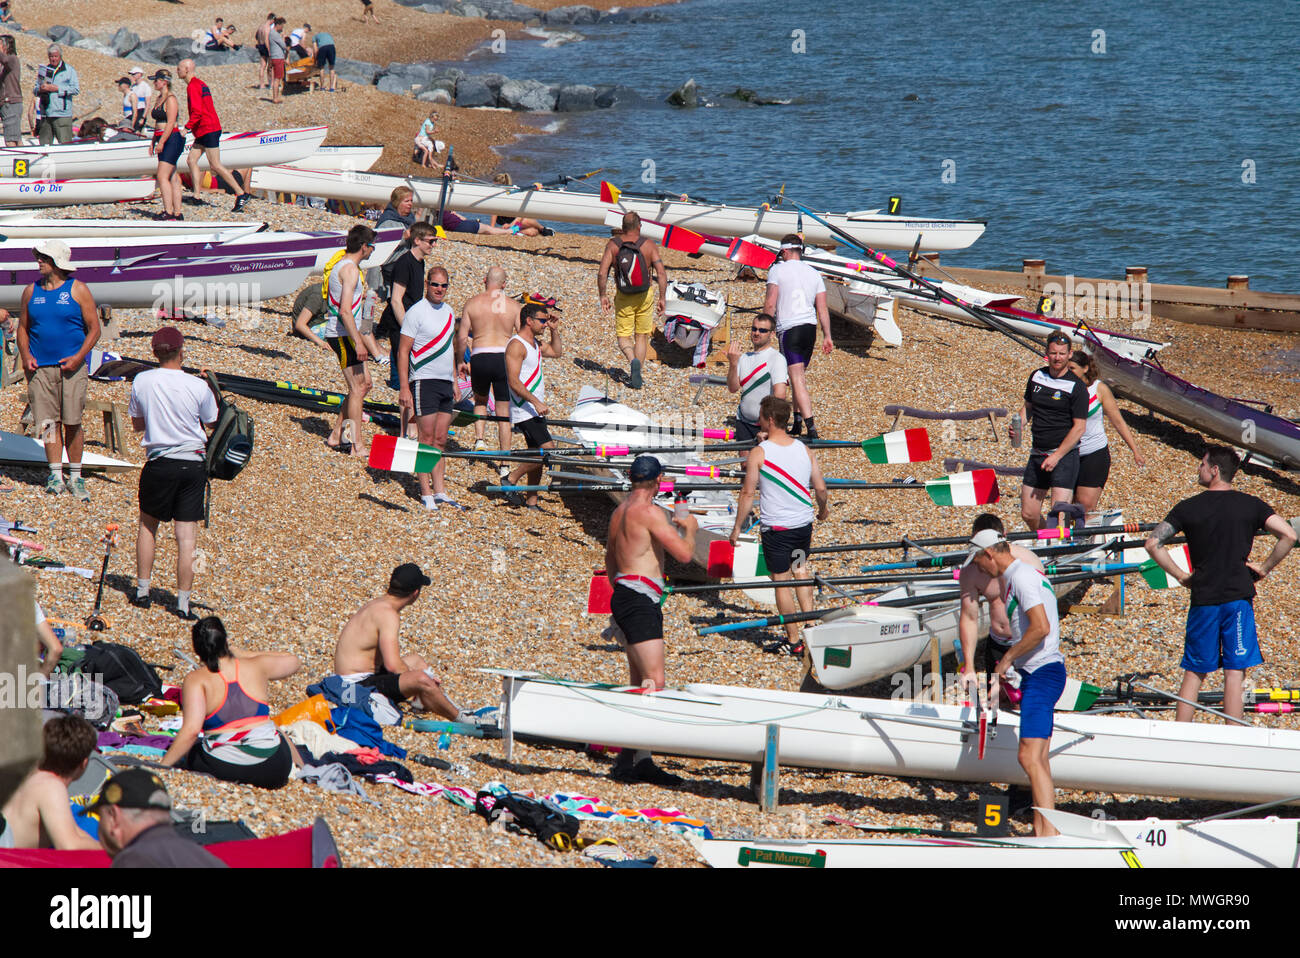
488,173,553,237
161,616,302,789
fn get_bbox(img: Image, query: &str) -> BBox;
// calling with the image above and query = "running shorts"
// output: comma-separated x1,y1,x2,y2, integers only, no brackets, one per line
610,583,663,644
1183,600,1263,673
470,352,510,403
780,323,817,367
760,523,813,574
1018,661,1066,739
138,456,206,523
1022,448,1080,491
1075,446,1111,489
327,335,363,370
412,378,454,418
515,417,552,449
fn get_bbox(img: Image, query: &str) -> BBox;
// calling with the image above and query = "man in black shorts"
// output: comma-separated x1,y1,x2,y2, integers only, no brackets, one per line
457,266,521,453
1018,332,1087,530
603,455,698,784
503,302,562,509
763,234,832,438
128,327,219,620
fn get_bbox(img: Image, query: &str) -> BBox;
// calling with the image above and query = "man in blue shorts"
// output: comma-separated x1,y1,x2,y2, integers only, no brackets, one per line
1144,445,1295,722
967,528,1067,837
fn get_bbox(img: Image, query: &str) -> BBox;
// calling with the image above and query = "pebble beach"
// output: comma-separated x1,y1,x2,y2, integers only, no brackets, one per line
3,0,1300,870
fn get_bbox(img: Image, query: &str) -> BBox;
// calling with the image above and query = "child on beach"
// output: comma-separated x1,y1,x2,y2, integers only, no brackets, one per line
415,111,439,168
361,0,379,24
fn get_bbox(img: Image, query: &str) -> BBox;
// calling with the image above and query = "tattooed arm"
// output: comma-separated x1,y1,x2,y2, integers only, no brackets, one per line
1144,520,1189,586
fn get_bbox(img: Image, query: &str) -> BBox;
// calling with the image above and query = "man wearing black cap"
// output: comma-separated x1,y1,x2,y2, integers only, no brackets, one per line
92,769,225,867
332,563,463,721
128,326,219,620
603,455,697,784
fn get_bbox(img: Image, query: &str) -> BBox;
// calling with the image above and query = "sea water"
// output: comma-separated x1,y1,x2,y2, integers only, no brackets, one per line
469,0,1299,290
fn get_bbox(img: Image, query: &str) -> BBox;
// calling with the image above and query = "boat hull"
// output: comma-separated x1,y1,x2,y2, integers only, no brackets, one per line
499,674,1300,804
0,217,263,239
0,177,156,208
692,835,1138,868
0,431,137,472
282,145,383,172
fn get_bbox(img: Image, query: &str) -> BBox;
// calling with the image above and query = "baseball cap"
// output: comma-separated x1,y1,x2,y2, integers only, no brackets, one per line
629,455,663,482
151,326,184,352
963,528,1007,566
147,70,171,82
89,769,173,813
390,562,431,594
128,66,144,75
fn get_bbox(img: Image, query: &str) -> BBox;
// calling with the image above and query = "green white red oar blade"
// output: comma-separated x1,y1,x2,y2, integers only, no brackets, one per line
923,468,1000,506
1135,544,1192,589
368,435,442,473
861,428,931,464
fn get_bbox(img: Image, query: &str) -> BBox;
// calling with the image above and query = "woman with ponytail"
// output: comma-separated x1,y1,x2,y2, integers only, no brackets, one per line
1068,350,1146,512
161,616,302,788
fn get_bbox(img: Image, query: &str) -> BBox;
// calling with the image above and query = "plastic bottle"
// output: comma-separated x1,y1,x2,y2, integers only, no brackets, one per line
673,492,690,522
1009,413,1022,449
1003,665,1024,704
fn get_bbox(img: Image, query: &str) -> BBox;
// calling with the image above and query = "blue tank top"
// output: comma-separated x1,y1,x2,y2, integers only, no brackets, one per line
26,279,85,368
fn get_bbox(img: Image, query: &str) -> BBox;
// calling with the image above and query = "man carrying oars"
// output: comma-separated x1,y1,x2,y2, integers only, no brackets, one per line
603,455,697,786
729,396,829,654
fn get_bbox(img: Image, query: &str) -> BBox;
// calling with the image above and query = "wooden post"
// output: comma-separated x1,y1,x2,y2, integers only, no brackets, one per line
1022,259,1046,292
1125,266,1148,285
502,675,515,763
1227,275,1250,291
929,634,942,702
750,724,781,812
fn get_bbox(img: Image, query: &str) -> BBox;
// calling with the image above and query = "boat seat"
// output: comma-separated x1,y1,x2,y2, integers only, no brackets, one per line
885,404,1007,441
83,399,128,455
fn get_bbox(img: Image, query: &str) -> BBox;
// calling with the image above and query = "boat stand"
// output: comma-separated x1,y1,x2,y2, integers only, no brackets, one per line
748,724,782,813
884,404,1008,442
1067,571,1126,618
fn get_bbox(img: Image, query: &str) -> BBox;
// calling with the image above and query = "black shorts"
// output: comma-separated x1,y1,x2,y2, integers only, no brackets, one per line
514,417,552,449
610,584,663,644
358,669,404,707
412,378,454,417
1075,446,1111,489
139,456,207,523
193,130,221,149
256,42,270,58
315,44,336,69
982,635,1014,677
780,324,817,367
734,417,760,444
327,335,363,370
1022,448,1080,491
470,352,510,403
760,523,813,574
157,130,185,166
185,735,293,789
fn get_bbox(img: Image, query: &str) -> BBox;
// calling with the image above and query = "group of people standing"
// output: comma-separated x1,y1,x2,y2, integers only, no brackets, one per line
254,12,337,98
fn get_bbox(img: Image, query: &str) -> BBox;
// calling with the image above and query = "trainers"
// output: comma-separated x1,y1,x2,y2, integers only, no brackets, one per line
68,477,90,502
174,607,199,622
232,193,251,213
129,592,152,610
804,427,820,440
45,475,66,495
503,490,525,507
498,464,511,482
434,494,468,511
620,758,683,786
628,359,643,390
474,439,487,451
789,416,803,437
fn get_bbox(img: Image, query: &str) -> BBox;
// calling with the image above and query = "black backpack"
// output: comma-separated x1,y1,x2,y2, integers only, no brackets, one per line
78,641,163,705
204,371,254,482
613,237,652,295
475,790,580,851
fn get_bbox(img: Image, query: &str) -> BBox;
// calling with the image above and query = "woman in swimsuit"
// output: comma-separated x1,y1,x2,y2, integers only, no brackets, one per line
161,617,303,788
147,70,185,220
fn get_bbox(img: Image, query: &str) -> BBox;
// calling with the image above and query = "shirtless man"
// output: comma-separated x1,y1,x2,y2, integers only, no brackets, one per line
1,716,101,850
603,455,697,785
958,512,1045,694
332,563,460,721
457,266,521,455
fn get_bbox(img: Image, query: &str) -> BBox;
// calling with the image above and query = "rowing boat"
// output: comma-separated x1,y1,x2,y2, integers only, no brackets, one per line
0,252,316,309
691,812,1299,867
0,177,156,208
567,385,765,587
0,217,264,239
496,672,1300,803
249,166,987,251
0,225,403,272
0,431,138,472
0,127,329,180
282,145,384,172
1083,329,1300,471
803,509,1124,690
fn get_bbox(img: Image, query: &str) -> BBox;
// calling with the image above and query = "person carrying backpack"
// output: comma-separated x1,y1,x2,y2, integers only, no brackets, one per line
128,326,218,621
597,211,666,390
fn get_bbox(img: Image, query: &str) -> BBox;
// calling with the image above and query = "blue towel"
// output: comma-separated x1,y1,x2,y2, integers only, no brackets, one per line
328,705,406,759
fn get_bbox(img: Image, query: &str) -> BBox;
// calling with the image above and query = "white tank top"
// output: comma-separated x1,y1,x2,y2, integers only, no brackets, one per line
324,258,364,339
757,439,815,530
1079,381,1107,456
508,333,544,423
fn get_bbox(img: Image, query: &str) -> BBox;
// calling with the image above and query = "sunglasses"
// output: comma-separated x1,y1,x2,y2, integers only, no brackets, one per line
751,326,773,333
427,281,449,288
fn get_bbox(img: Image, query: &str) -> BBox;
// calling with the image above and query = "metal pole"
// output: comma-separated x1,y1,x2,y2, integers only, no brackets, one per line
1133,681,1252,728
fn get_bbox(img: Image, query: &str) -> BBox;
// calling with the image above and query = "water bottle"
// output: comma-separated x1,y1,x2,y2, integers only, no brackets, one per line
1009,413,1022,449
363,289,379,323
1004,665,1024,705
674,492,690,522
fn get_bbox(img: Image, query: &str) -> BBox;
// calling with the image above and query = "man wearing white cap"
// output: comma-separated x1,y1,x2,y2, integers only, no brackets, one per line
966,527,1067,837
16,240,100,500
128,66,151,133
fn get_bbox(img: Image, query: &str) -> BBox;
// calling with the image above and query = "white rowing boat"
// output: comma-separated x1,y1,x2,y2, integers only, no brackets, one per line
0,431,137,472
282,145,384,172
496,671,1300,804
0,217,264,239
568,386,767,592
250,166,987,251
691,811,1299,867
0,127,328,180
0,177,156,208
0,252,316,309
804,509,1124,690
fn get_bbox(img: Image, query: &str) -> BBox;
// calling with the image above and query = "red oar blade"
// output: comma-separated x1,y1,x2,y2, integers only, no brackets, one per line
707,539,735,579
725,237,777,270
586,570,614,615
978,710,988,760
659,224,707,255
600,181,622,205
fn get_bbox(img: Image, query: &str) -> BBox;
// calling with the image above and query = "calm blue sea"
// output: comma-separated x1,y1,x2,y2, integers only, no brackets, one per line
467,0,1300,291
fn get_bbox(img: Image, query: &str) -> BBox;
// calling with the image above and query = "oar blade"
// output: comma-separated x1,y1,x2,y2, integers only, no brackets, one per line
725,237,777,270
659,223,707,255
1137,545,1191,590
586,570,614,615
600,180,622,205
861,428,932,464
924,468,1000,506
707,539,735,579
368,435,442,473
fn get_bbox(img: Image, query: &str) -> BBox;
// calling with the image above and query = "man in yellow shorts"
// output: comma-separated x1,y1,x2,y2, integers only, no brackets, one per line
597,211,666,390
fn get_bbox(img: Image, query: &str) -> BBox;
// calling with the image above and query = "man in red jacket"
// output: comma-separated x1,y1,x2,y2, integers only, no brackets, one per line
176,59,251,212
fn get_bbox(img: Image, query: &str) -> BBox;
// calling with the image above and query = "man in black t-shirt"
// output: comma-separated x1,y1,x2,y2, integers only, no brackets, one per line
379,222,437,427
1144,445,1296,722
1018,332,1088,530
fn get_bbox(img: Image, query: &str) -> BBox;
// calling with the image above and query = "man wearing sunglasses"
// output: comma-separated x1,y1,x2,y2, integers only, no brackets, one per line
726,311,789,443
397,266,466,511
1019,332,1087,530
457,266,522,456
502,302,562,509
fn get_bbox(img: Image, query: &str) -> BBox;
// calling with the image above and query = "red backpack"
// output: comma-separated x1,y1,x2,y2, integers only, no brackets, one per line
613,237,652,295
